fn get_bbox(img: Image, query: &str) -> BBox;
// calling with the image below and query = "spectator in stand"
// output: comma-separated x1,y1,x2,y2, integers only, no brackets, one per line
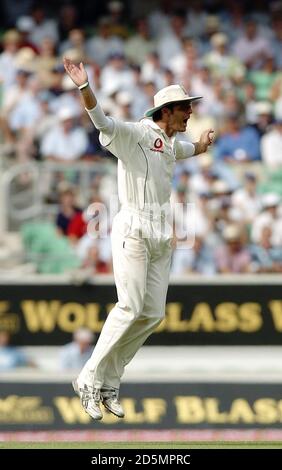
251,101,273,137
199,15,221,54
242,81,260,125
0,68,31,149
248,56,279,102
190,67,225,118
250,226,282,273
8,74,43,165
35,37,58,87
215,224,251,273
232,19,272,70
156,10,186,66
58,4,80,43
56,182,82,236
214,113,261,163
114,91,134,120
67,209,87,242
29,4,58,48
0,330,34,370
270,12,282,69
251,193,282,247
100,52,134,97
169,36,200,84
261,118,282,170
231,172,261,224
140,52,167,90
86,16,124,67
124,18,155,66
0,29,21,94
77,232,113,274
185,0,207,39
16,16,39,53
221,2,245,42
189,153,215,195
59,328,96,371
40,107,88,162
203,33,245,83
171,235,216,275
59,28,87,58
107,1,130,39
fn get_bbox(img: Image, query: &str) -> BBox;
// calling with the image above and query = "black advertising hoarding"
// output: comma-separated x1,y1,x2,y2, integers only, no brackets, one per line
0,381,282,431
0,282,282,345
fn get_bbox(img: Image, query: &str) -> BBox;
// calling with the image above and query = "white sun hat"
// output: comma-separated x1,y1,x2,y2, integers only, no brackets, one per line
261,193,280,208
58,107,77,121
74,327,95,343
144,84,202,118
223,224,241,241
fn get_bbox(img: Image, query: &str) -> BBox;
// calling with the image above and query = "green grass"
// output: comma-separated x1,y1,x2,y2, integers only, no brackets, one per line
0,441,282,449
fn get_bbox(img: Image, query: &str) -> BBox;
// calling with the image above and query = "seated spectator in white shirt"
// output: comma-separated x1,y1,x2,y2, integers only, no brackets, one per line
231,172,261,224
40,107,88,162
251,193,282,246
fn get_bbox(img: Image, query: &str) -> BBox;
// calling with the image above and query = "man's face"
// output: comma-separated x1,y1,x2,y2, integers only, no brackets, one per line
168,102,193,132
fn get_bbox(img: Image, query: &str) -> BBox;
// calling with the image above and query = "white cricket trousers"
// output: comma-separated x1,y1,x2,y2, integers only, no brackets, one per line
78,208,172,390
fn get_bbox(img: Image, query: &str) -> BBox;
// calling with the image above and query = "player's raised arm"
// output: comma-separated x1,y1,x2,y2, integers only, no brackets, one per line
63,57,97,110
63,57,114,136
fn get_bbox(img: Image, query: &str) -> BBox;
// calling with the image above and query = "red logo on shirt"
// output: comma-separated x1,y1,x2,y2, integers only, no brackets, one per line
154,138,163,149
150,138,164,152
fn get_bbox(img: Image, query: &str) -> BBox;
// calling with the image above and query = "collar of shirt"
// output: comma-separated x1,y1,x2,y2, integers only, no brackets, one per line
141,117,176,146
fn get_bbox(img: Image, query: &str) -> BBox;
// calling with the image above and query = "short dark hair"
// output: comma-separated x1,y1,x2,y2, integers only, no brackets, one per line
152,103,175,122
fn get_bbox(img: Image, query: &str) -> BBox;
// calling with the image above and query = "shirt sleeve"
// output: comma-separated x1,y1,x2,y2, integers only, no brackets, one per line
87,104,145,164
175,140,195,160
100,119,145,164
86,103,114,135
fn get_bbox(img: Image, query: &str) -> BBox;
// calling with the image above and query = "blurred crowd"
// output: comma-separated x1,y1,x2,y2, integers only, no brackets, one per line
0,0,282,275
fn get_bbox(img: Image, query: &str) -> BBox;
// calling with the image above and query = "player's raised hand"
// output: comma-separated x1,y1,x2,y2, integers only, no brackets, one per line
63,57,88,87
199,129,214,152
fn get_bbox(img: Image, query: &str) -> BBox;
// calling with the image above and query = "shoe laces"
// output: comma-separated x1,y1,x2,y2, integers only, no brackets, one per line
93,388,101,403
101,388,119,401
80,385,101,406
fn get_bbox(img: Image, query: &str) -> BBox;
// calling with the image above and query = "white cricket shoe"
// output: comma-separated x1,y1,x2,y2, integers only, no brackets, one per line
72,379,103,421
101,388,125,418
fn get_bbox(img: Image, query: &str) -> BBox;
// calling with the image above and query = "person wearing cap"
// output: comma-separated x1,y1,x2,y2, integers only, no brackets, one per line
64,57,214,421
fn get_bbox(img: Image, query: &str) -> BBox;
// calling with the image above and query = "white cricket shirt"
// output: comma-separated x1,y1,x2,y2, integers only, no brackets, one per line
88,111,195,212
